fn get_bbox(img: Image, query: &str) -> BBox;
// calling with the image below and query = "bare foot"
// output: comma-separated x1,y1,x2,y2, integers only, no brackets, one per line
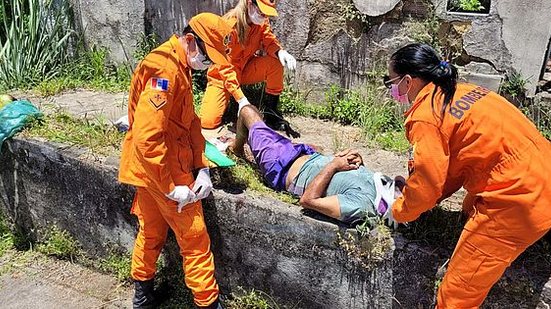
228,142,245,158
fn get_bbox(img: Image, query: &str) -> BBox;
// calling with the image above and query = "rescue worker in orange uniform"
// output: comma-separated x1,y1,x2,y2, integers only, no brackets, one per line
384,43,551,307
199,0,299,137
118,13,233,309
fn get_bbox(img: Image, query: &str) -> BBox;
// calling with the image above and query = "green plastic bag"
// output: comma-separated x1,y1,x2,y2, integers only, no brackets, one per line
205,140,235,167
0,100,42,149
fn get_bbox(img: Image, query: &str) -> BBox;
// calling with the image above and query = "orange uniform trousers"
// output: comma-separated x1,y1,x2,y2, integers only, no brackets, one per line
130,186,218,307
199,55,284,129
437,226,549,308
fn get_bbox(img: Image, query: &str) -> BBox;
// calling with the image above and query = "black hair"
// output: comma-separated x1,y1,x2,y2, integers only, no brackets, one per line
390,43,458,117
182,25,193,35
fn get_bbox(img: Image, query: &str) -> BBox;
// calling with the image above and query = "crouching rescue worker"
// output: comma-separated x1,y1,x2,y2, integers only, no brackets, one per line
385,43,551,307
229,101,402,227
118,13,233,309
199,0,299,138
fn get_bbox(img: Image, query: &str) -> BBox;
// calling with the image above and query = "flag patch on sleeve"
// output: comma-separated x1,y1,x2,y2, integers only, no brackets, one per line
151,77,169,91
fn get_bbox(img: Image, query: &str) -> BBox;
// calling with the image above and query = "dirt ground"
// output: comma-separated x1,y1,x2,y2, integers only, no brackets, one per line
0,251,132,308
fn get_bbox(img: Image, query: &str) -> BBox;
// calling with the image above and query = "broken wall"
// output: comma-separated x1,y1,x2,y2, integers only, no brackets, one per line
70,0,551,97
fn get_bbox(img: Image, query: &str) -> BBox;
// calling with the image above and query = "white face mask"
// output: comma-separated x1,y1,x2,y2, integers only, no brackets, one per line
186,40,211,71
248,2,267,25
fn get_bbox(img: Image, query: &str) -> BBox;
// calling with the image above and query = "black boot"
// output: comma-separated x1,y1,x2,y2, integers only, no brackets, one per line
133,278,156,309
261,93,300,138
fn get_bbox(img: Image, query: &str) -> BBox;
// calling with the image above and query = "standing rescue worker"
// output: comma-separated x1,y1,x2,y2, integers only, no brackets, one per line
118,13,232,309
199,0,299,137
385,43,551,307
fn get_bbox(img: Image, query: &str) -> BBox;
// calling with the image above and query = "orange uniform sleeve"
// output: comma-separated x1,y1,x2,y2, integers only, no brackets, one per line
131,78,175,194
392,121,451,222
261,22,282,58
190,113,209,169
218,63,245,101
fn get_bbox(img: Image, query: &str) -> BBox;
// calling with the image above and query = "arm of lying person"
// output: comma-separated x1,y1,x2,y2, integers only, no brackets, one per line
299,156,358,219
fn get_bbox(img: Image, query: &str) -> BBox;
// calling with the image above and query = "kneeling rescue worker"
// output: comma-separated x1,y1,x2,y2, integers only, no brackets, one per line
385,43,551,308
118,13,233,309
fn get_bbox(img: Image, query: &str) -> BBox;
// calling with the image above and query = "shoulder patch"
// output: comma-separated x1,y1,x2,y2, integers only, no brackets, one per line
149,92,167,110
151,77,169,92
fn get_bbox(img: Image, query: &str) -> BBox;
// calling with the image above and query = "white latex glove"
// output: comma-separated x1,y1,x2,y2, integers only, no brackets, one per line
382,203,399,230
192,168,213,201
277,50,296,71
166,185,196,213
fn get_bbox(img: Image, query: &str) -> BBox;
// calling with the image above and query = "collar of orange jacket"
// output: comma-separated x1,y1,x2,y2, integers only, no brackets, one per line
169,34,189,69
404,82,438,119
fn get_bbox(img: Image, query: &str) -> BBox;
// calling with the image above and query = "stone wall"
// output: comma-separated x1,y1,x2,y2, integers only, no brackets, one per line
70,0,551,97
2,137,551,308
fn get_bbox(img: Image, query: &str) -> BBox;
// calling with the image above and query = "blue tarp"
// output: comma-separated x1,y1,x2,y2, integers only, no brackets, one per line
0,100,42,150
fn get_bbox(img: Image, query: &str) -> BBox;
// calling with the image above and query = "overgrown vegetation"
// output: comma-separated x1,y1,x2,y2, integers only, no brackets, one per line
0,0,74,90
98,252,133,282
37,225,81,261
226,287,280,309
500,71,528,101
35,46,131,96
280,80,409,153
336,224,393,271
22,110,124,156
0,212,14,257
448,0,486,12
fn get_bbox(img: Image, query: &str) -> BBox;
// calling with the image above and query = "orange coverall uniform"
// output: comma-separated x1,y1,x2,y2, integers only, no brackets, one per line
118,35,218,307
199,16,283,128
392,83,551,308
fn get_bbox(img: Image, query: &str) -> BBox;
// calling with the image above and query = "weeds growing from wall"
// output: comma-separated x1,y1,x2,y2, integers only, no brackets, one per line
225,287,280,309
0,212,14,257
37,225,81,261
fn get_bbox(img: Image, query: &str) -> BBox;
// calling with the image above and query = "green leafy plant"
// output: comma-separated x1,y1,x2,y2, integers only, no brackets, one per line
0,0,75,90
22,110,124,156
500,72,528,100
225,287,280,309
133,32,160,62
449,0,485,12
37,225,81,261
0,212,14,257
99,252,132,282
35,45,131,95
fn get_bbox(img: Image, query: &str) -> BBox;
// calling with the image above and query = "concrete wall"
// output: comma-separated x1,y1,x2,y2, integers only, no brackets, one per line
2,137,551,308
69,0,551,96
432,0,551,95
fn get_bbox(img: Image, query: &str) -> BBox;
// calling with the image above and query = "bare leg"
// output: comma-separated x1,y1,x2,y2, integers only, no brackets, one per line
229,105,263,157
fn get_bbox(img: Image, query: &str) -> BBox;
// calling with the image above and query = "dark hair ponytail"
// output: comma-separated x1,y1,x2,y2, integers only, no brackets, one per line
390,43,458,117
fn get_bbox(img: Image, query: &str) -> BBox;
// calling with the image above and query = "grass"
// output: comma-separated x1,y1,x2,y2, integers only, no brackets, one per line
98,252,132,282
34,46,131,96
280,82,409,153
21,110,124,156
336,222,393,271
225,287,280,309
0,212,14,257
36,225,81,261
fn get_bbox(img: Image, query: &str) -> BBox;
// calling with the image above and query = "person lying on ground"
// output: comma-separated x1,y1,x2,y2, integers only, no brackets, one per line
229,103,404,227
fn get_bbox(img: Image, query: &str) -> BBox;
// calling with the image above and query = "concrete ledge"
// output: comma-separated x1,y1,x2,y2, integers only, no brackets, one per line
1,137,551,308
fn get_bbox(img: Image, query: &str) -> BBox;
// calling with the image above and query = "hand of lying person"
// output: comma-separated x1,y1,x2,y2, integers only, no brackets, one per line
334,149,363,166
330,155,360,172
